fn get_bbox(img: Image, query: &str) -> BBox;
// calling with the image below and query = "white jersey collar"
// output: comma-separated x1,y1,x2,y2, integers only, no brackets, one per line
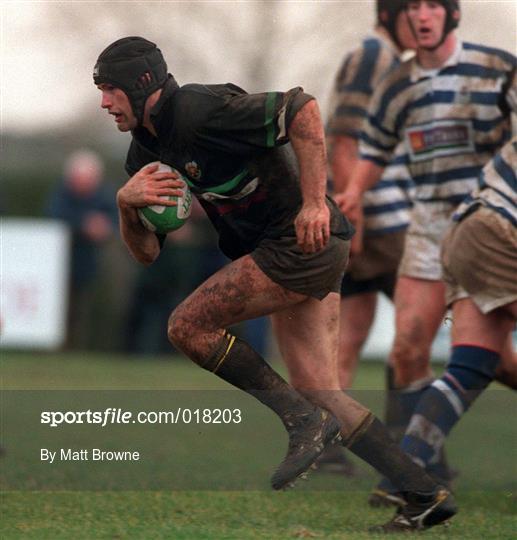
410,39,463,82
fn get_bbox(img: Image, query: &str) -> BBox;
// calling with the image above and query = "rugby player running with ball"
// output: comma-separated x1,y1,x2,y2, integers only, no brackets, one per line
94,36,457,531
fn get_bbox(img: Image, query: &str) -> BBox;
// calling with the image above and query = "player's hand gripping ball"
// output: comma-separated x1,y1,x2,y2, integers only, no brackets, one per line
137,162,193,234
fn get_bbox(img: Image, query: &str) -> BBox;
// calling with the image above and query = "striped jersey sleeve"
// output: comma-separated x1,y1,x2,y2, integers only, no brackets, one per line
359,62,414,169
327,35,413,234
326,37,399,140
506,66,517,114
453,137,517,227
363,145,414,235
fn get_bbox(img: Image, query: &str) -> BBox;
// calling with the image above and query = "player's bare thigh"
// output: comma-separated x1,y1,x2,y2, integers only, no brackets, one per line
450,298,516,352
168,254,307,361
496,332,517,389
506,300,517,319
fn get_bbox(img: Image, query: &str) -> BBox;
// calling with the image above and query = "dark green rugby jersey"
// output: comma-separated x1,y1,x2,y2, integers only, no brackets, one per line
125,77,353,259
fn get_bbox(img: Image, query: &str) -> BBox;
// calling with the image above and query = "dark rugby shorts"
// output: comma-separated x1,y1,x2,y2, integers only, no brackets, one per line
346,229,406,281
251,234,350,300
340,271,397,299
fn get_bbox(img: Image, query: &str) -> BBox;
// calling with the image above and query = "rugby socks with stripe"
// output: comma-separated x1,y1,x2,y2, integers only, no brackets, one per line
202,332,318,426
385,373,435,443
346,415,437,493
379,370,450,492
400,345,500,470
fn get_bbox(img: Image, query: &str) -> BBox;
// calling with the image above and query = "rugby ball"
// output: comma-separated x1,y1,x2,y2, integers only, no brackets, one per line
137,162,192,234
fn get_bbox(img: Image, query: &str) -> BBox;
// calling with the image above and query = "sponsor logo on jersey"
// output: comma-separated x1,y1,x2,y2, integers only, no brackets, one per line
405,120,474,162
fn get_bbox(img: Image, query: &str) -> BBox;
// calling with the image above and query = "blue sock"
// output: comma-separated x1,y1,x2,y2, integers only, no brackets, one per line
378,376,433,493
401,345,500,470
386,375,434,441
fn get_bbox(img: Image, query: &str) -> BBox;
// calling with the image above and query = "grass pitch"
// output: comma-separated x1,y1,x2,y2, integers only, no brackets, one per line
1,352,516,539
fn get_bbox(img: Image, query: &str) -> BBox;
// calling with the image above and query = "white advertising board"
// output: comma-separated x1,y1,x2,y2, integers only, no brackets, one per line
1,218,70,349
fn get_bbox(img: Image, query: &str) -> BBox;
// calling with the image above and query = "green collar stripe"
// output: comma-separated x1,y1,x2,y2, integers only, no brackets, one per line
265,92,276,148
204,169,250,195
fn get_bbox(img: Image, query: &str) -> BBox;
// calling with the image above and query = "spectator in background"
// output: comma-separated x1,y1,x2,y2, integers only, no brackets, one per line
47,149,118,350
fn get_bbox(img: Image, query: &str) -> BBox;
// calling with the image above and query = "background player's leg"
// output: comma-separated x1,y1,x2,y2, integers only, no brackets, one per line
400,298,515,472
494,334,517,389
387,277,447,442
370,276,450,505
338,292,378,388
391,277,446,387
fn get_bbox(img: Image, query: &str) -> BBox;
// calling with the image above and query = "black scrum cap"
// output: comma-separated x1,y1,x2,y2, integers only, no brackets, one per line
94,36,168,124
377,0,408,48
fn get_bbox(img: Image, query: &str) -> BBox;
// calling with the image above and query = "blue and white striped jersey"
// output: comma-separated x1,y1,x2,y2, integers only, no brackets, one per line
360,41,516,221
453,137,517,227
326,32,413,236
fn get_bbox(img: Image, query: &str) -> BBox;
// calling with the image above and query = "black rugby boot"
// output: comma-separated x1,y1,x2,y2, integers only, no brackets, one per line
271,408,341,490
371,486,457,533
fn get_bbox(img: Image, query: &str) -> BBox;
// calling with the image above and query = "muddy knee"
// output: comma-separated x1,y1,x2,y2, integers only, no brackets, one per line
168,306,227,368
167,307,193,352
391,330,432,385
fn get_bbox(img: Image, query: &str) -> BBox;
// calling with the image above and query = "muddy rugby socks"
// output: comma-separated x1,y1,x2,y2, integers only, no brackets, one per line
202,332,319,426
345,414,437,493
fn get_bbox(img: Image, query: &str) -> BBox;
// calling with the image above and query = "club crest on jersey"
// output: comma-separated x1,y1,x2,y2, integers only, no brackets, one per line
455,86,471,105
405,120,475,162
185,161,202,180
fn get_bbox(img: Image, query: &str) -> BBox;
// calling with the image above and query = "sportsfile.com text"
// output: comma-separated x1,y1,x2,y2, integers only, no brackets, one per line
41,408,243,427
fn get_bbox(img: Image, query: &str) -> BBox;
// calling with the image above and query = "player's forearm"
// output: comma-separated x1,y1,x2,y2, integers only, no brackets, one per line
333,157,384,220
117,201,160,265
288,99,328,207
329,135,359,194
346,159,384,196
